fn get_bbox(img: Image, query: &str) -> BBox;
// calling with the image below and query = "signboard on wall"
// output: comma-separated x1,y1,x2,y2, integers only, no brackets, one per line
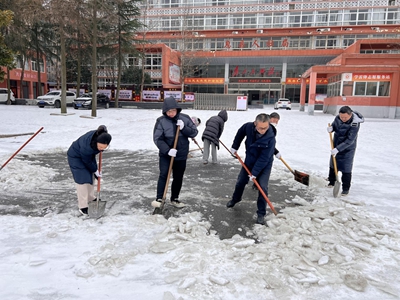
119,90,133,100
184,92,195,102
184,78,224,85
98,89,112,99
352,73,391,81
142,90,161,101
236,96,247,111
169,63,181,84
164,91,182,101
230,77,280,84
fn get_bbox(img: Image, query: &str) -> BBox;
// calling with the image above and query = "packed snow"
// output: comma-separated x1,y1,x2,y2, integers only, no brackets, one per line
1,105,400,300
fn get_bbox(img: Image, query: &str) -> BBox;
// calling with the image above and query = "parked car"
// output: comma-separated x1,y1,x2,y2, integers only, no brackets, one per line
73,93,110,109
37,90,76,108
274,98,292,110
0,88,16,104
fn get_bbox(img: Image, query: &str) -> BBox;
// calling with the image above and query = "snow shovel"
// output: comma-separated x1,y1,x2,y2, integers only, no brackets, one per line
219,139,278,216
153,126,180,215
328,123,341,198
279,157,309,186
88,152,106,218
0,127,44,171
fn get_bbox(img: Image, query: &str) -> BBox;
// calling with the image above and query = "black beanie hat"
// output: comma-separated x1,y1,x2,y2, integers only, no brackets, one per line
97,132,112,145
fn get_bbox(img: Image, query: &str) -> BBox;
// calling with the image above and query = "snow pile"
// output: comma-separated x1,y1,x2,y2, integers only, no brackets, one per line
0,158,58,191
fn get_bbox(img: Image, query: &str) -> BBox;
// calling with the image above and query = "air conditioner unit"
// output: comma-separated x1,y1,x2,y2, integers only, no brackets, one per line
256,29,263,34
232,31,238,34
316,28,331,32
192,32,199,36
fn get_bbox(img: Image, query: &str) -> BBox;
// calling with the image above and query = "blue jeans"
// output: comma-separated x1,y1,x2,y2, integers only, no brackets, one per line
231,161,272,217
156,156,187,201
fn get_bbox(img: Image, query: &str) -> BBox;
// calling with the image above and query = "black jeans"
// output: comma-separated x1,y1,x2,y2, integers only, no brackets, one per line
156,156,187,201
231,161,273,217
328,167,352,191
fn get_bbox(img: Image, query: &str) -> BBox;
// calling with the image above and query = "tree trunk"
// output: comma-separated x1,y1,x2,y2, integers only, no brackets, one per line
76,31,82,96
6,68,11,105
91,0,98,118
60,30,67,114
19,56,25,99
35,30,42,97
115,20,121,108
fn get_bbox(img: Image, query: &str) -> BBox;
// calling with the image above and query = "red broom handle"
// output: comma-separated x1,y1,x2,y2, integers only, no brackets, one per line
1,127,44,171
219,139,277,216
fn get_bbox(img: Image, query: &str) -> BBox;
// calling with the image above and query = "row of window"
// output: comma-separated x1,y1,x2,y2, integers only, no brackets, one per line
15,59,44,72
156,34,399,51
145,0,396,9
327,81,391,97
150,9,399,30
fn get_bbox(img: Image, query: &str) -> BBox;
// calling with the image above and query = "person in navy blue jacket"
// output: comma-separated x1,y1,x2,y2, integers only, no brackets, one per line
152,97,198,208
327,106,364,196
67,125,112,215
226,113,276,225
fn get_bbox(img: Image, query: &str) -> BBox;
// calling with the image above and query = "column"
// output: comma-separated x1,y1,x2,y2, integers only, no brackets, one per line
281,62,287,98
308,72,317,115
299,78,307,112
224,62,229,95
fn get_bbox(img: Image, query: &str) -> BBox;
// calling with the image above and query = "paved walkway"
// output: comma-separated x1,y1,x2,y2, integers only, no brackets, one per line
1,150,312,239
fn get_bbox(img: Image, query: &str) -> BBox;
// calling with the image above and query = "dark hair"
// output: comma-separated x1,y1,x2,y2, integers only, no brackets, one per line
255,113,270,123
97,133,112,145
97,125,108,134
339,106,353,114
269,112,280,120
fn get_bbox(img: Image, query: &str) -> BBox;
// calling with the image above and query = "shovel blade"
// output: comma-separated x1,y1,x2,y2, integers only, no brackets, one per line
294,170,310,186
152,201,165,215
88,200,106,219
333,181,341,198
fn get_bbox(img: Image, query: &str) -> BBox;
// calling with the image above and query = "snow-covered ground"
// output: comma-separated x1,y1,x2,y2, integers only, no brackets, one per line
1,105,400,300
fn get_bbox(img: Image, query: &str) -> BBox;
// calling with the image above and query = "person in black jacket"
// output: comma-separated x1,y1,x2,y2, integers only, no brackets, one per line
201,109,228,164
152,97,198,208
226,113,276,225
327,106,364,196
67,125,112,215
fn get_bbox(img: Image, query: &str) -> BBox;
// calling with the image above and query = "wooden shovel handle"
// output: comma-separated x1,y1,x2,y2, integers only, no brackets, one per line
328,123,339,177
279,157,295,175
162,126,180,200
97,151,102,192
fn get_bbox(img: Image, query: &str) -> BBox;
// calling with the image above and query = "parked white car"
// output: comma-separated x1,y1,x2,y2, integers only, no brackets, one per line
37,90,76,108
274,98,292,110
0,88,16,104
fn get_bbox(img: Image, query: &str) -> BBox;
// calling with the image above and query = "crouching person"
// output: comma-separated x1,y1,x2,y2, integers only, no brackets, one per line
67,125,112,215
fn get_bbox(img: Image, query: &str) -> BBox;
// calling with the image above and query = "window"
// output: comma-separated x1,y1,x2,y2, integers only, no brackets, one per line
379,81,390,96
353,81,391,96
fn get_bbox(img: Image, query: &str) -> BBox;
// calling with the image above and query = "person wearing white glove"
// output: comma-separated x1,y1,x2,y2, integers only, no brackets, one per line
331,148,339,157
152,96,198,209
248,175,256,182
168,148,177,157
230,148,237,155
176,119,184,130
275,152,282,159
327,106,364,196
94,170,102,178
226,113,276,226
